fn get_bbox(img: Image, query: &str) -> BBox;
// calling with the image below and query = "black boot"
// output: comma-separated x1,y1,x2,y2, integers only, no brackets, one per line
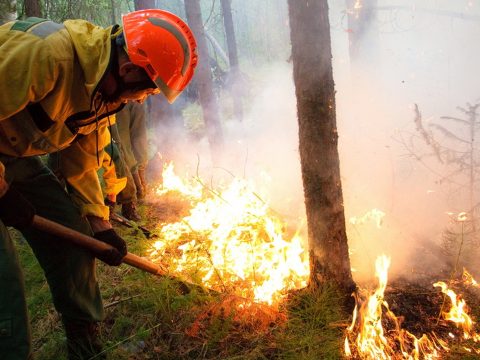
121,201,141,221
132,171,145,200
63,319,105,360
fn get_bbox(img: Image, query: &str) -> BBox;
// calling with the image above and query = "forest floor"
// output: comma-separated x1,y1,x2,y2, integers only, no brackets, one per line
18,199,348,360
17,196,480,359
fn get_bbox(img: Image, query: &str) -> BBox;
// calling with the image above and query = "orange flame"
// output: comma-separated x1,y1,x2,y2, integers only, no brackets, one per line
346,256,480,358
434,281,474,339
148,162,309,305
463,268,480,288
345,255,447,359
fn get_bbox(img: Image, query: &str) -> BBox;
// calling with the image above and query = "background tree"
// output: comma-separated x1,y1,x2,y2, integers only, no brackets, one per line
400,103,480,268
185,0,224,162
24,0,41,17
134,0,153,10
220,0,243,122
288,0,355,293
0,0,16,23
345,0,378,66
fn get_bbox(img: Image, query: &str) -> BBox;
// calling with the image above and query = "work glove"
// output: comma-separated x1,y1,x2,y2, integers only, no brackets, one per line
93,229,127,266
0,187,35,229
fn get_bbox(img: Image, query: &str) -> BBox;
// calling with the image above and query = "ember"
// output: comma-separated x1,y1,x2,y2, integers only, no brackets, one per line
148,162,309,305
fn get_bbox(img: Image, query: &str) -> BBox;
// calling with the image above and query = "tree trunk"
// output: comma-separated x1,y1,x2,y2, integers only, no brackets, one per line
24,0,41,17
0,0,16,23
184,0,224,162
109,0,115,24
346,0,378,67
134,0,154,11
220,0,243,122
287,0,355,293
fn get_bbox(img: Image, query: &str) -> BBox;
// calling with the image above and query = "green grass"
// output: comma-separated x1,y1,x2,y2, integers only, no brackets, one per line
13,223,350,359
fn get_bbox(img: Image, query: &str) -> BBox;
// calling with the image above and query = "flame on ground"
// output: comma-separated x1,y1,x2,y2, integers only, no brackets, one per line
148,162,309,306
463,268,480,288
346,255,480,359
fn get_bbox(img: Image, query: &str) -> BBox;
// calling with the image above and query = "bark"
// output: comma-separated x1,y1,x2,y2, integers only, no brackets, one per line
287,0,355,292
184,0,224,162
220,0,243,122
134,0,154,11
110,0,115,24
24,0,41,17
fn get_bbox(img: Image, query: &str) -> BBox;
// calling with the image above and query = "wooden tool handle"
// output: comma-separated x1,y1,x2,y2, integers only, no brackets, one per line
32,215,166,276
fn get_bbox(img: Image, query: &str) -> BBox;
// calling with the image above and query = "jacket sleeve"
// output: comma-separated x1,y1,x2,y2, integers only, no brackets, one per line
56,123,112,220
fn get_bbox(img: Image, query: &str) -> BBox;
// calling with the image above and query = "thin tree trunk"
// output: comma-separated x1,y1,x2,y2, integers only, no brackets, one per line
184,0,224,162
134,0,154,10
110,0,115,24
24,0,41,17
288,0,355,293
220,0,243,122
346,0,378,65
467,105,479,232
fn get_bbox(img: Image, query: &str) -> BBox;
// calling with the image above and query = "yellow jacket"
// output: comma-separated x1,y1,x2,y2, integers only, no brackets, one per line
0,17,125,219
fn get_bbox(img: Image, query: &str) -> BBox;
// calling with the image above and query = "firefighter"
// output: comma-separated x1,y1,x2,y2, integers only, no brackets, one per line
0,9,197,360
100,123,129,218
115,101,149,221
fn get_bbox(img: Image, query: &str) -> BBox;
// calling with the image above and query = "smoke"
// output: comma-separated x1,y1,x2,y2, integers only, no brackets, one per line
330,0,480,282
150,62,305,221
148,0,480,285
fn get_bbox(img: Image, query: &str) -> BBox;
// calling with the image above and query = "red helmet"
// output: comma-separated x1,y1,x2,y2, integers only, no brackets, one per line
122,9,198,103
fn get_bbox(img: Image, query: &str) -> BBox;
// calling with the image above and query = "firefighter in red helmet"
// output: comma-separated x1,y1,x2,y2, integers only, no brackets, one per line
0,9,197,360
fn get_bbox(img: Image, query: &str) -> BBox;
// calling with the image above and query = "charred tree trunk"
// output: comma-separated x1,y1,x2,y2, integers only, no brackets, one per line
24,0,41,17
0,0,16,23
346,0,378,64
220,0,243,122
185,0,224,161
288,0,355,293
134,0,154,10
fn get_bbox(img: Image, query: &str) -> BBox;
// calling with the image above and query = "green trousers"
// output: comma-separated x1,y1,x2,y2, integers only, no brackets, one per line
0,156,104,360
109,123,137,204
114,102,148,204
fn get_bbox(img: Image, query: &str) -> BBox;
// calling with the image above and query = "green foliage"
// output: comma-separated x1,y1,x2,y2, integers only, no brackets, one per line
276,286,346,360
16,0,134,25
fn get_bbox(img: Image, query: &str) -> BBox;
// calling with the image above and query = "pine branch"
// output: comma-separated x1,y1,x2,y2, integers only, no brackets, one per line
429,123,469,144
439,116,470,126
413,104,444,163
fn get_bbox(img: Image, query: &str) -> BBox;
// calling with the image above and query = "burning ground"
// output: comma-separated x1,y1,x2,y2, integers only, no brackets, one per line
142,163,480,359
22,162,480,359
345,256,480,359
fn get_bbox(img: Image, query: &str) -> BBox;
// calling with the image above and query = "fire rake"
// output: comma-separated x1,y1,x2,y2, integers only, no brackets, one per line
32,215,167,276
